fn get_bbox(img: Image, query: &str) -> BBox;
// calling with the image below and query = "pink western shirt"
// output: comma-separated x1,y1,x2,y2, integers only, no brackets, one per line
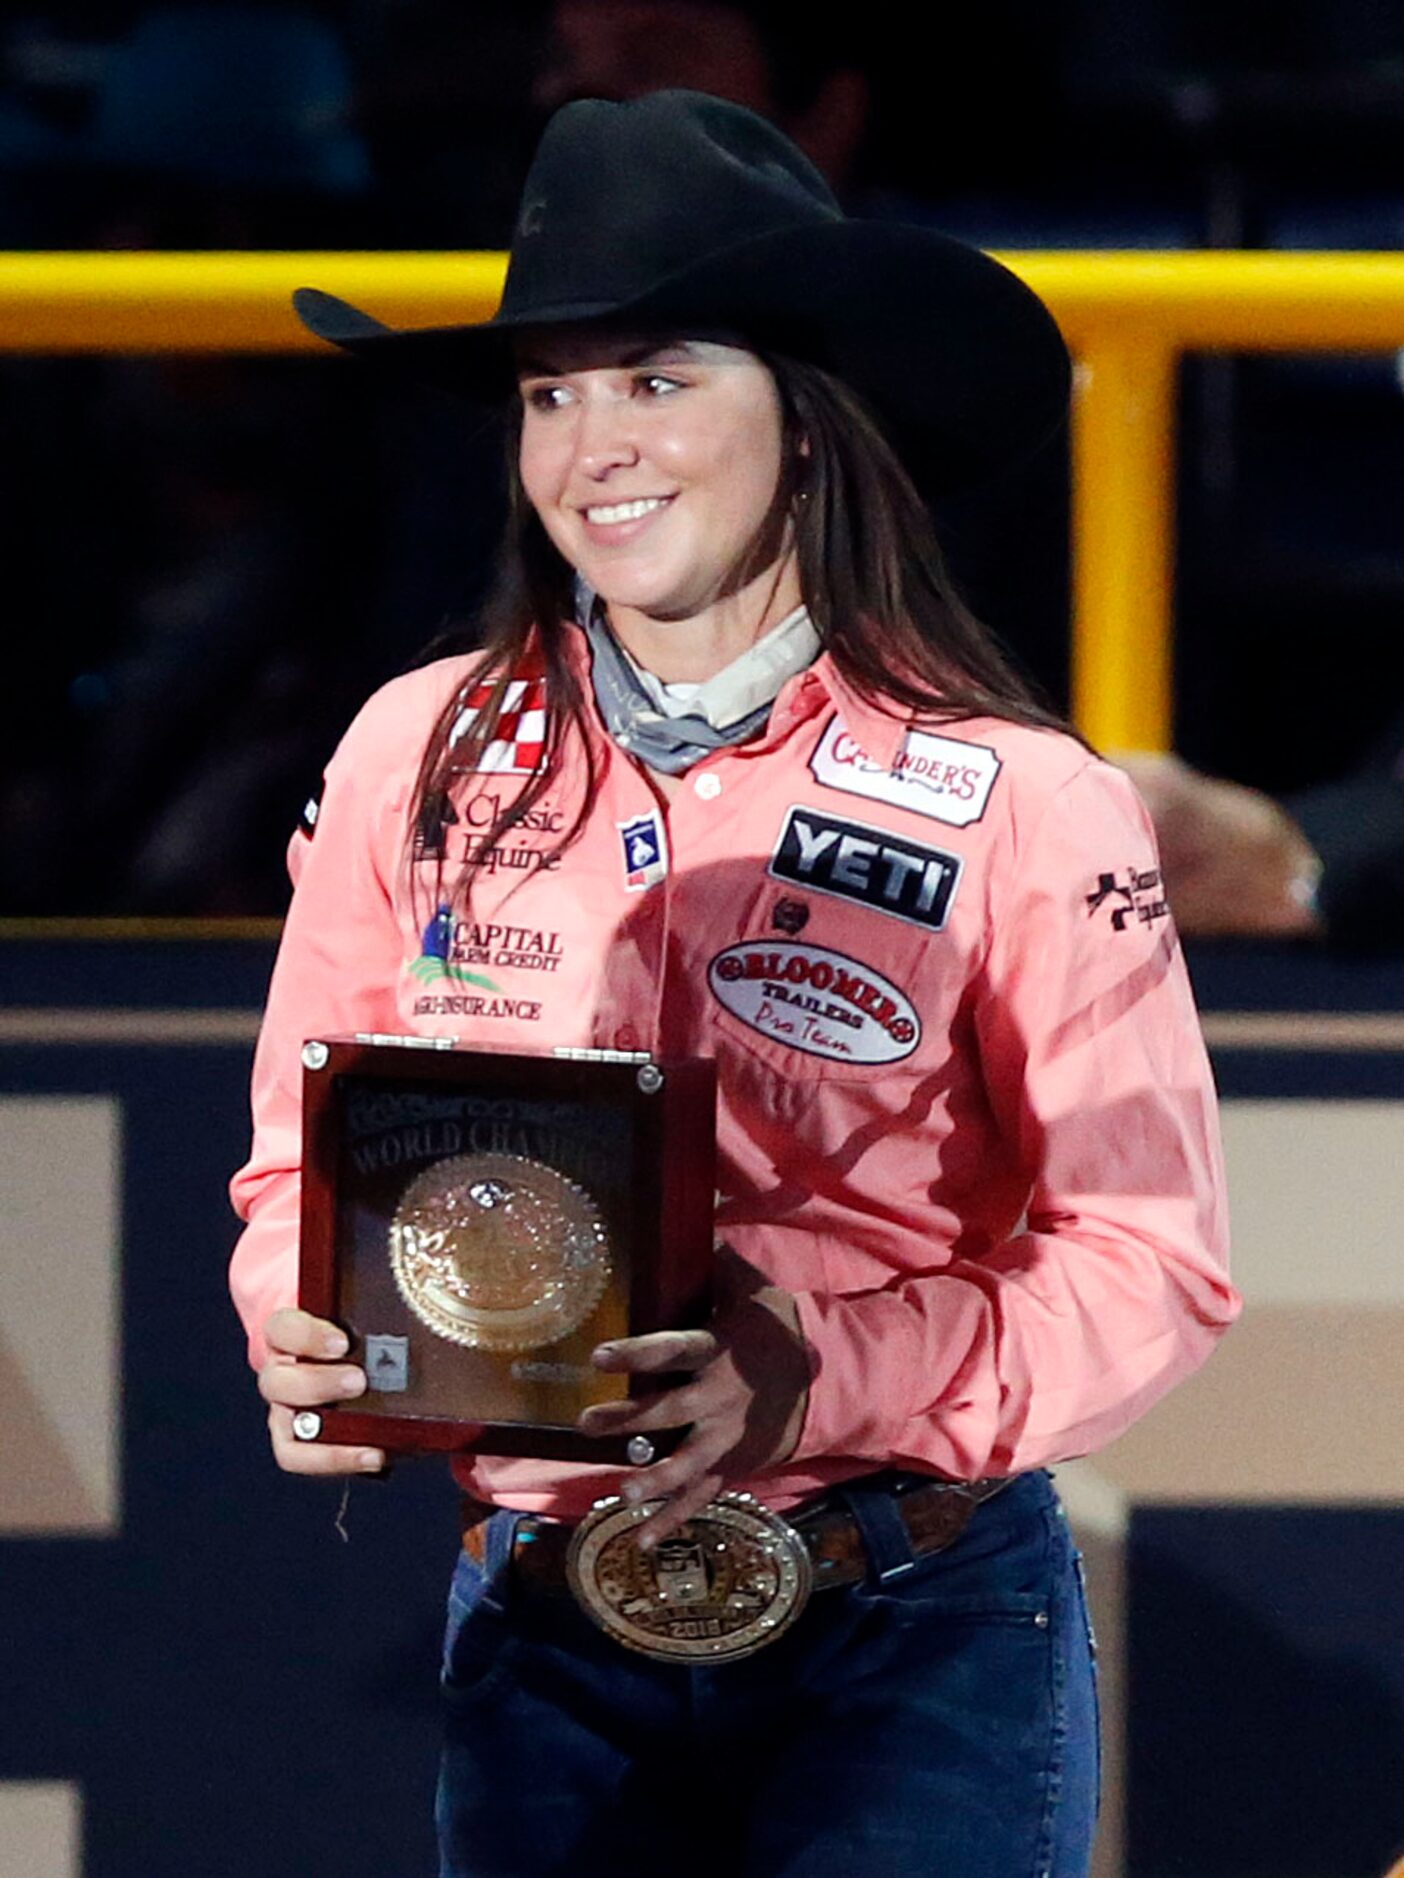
230,638,1239,1518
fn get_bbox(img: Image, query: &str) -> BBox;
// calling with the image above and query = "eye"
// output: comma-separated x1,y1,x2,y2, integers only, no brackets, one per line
635,372,685,398
522,382,572,412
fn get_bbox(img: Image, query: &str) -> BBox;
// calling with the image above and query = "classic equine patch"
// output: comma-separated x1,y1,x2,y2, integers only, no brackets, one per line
769,806,961,931
810,717,1000,827
708,941,921,1063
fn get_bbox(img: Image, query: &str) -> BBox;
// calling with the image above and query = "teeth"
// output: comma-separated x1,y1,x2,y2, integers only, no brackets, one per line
585,497,667,525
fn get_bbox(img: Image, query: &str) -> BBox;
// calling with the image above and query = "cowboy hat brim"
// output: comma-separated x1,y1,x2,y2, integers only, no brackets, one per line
294,218,1069,495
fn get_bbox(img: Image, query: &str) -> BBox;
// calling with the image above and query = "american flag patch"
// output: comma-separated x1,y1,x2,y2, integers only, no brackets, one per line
450,666,548,775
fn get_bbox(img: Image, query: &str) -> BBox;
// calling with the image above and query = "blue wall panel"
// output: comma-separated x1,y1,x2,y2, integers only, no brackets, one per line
1130,1506,1404,1877
3,938,1403,1877
0,1034,457,1878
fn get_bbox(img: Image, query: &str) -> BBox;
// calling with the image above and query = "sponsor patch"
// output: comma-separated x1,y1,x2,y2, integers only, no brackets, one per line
413,914,565,995
810,717,1000,827
410,955,501,990
1086,865,1170,933
413,904,499,991
411,992,543,1021
451,917,565,975
457,790,564,871
708,941,921,1064
462,836,561,876
464,792,565,835
769,806,961,931
449,668,548,775
618,810,668,891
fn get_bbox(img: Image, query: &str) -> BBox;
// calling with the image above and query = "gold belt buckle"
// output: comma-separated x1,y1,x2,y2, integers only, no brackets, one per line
566,1491,813,1664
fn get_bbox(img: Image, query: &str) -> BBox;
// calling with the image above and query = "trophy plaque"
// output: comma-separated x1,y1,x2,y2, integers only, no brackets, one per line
295,1037,717,1463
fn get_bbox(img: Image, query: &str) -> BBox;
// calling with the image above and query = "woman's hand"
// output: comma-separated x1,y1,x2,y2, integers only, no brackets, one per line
258,1307,386,1476
575,1247,812,1545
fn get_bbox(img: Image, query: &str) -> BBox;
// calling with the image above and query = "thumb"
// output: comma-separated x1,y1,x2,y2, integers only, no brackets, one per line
711,1241,770,1306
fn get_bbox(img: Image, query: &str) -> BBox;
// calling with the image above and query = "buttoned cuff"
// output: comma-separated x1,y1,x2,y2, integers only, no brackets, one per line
786,1282,995,1475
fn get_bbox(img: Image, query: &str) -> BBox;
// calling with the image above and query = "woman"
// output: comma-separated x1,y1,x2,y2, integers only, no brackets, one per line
231,91,1238,1877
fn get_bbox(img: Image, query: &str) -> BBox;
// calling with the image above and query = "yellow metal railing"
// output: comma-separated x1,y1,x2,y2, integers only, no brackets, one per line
5,251,1404,750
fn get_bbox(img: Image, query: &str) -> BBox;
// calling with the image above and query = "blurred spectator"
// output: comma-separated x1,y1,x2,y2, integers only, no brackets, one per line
1121,714,1404,949
533,1,872,192
87,4,369,201
84,5,368,248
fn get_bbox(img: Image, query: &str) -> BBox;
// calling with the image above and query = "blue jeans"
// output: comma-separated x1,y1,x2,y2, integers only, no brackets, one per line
437,1471,1099,1877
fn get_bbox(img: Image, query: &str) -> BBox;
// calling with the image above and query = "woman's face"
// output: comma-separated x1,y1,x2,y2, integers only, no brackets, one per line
516,331,792,632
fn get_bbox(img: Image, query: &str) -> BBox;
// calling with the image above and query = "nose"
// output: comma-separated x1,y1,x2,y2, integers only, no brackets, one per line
572,388,640,481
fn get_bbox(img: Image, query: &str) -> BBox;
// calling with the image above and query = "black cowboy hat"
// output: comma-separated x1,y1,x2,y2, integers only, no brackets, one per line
294,90,1069,493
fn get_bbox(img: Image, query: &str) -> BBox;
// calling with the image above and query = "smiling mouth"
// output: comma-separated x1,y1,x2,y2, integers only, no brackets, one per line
582,496,672,525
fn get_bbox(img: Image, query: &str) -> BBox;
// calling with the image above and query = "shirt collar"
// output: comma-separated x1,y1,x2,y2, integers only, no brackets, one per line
775,652,911,770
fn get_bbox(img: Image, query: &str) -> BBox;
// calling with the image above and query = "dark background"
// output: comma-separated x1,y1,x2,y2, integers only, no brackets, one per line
2,0,1404,913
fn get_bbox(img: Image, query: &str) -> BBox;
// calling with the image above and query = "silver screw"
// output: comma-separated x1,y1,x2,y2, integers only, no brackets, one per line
301,1041,329,1071
291,1411,322,1441
626,1436,655,1466
636,1064,663,1095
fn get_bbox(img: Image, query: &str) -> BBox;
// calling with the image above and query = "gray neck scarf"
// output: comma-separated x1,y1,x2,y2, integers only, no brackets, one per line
575,581,820,775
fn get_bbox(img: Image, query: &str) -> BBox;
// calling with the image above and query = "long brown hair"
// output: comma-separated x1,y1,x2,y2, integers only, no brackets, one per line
408,349,1070,920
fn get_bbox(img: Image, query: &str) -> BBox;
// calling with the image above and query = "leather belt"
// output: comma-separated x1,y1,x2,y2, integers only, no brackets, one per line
462,1474,1012,1597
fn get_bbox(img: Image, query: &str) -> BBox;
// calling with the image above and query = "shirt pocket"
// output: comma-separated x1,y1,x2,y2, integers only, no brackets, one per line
699,871,964,1088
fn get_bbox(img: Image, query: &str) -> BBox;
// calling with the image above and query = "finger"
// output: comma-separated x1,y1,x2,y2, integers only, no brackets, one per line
258,1360,367,1408
614,1413,733,1524
267,1405,384,1476
633,1472,725,1548
711,1242,769,1300
576,1385,701,1437
265,1307,349,1361
593,1329,720,1374
624,1429,728,1510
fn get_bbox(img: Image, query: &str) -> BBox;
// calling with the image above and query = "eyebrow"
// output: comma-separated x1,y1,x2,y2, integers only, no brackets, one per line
516,340,701,378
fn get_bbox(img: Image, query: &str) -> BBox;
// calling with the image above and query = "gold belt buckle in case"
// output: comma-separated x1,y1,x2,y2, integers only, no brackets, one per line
565,1492,813,1663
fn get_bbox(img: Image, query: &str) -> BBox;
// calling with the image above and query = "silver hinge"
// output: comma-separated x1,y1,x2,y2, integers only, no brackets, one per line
353,1032,458,1050
552,1046,654,1063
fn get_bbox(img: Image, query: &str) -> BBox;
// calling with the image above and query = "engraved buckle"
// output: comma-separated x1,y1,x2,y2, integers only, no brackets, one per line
566,1492,813,1664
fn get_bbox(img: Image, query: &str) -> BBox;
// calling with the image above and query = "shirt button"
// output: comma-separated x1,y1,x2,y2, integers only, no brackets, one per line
694,772,722,800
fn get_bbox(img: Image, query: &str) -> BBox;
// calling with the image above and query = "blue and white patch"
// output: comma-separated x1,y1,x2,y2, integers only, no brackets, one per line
618,810,668,891
810,717,1000,828
770,806,961,931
